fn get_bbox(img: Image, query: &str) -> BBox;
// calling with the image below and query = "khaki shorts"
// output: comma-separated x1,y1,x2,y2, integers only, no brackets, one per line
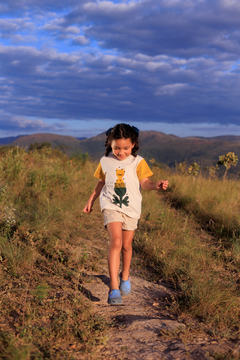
103,209,138,231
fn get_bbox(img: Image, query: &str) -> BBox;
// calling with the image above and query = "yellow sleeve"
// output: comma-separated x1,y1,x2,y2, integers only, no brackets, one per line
94,162,105,180
137,159,153,181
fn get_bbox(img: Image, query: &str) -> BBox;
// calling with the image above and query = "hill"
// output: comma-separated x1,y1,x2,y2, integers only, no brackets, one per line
138,133,240,167
8,133,82,151
77,131,240,175
0,135,25,145
2,131,240,175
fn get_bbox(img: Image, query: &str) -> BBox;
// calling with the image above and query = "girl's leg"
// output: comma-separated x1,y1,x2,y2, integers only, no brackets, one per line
121,230,134,281
107,222,123,290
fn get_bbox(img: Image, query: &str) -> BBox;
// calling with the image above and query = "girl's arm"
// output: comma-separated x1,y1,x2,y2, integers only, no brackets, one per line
83,179,105,213
140,178,168,191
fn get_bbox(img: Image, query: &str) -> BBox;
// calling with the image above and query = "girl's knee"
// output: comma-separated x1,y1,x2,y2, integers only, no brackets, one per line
110,236,122,250
122,242,132,252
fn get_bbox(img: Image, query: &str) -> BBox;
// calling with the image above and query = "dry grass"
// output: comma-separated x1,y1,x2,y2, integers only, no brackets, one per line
1,147,240,358
134,167,240,331
0,147,109,359
165,170,240,240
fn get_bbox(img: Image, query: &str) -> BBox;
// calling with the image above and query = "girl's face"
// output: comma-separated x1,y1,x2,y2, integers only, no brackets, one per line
111,138,135,161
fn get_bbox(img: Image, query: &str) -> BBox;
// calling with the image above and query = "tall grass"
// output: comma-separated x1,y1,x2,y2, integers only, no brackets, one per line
134,167,240,331
0,147,109,358
165,170,240,241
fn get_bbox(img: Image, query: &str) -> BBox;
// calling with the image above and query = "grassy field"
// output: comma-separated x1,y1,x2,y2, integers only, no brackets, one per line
0,147,240,359
0,147,110,359
136,167,240,331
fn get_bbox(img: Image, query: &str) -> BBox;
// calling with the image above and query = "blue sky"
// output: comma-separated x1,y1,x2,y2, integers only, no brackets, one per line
0,0,240,138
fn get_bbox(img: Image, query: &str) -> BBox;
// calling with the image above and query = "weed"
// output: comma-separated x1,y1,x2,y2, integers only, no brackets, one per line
70,150,89,166
0,234,35,271
79,245,89,265
0,331,29,360
32,284,51,303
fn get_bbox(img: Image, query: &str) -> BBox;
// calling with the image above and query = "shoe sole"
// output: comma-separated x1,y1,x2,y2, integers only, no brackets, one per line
108,290,123,305
108,300,123,305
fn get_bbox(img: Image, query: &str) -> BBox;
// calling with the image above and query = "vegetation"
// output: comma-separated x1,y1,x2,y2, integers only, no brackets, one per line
0,147,109,359
29,142,52,151
204,164,219,179
4,131,240,175
177,161,200,177
70,150,89,164
136,165,240,331
0,146,240,358
75,131,240,175
218,152,238,180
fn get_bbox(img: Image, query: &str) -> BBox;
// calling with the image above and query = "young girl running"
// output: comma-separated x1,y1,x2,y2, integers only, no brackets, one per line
83,124,168,305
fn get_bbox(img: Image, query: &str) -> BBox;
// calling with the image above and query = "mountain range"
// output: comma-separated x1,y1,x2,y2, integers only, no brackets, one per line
1,131,240,175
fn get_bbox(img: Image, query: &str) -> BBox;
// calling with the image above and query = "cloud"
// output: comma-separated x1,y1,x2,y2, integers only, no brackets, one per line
71,35,89,46
42,18,82,40
156,83,190,96
0,0,84,14
0,18,35,44
0,0,240,136
0,18,33,33
61,0,240,60
0,112,65,134
0,42,240,126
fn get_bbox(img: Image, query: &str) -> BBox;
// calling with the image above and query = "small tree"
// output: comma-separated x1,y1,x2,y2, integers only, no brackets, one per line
149,158,169,170
218,152,238,180
204,164,219,179
188,162,200,177
149,158,156,166
178,161,187,174
187,162,200,182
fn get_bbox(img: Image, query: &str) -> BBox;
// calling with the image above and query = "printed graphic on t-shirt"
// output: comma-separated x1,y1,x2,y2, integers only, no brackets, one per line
112,168,129,208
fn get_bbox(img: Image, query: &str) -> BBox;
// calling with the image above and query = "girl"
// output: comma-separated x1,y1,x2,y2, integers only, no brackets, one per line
83,124,168,305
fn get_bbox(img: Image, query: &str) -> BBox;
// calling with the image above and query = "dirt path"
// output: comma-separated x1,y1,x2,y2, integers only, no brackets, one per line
77,249,239,360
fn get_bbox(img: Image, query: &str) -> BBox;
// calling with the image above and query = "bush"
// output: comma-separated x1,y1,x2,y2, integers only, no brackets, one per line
29,142,52,151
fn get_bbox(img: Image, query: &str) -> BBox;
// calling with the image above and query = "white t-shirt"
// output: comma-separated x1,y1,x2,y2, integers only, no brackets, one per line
94,153,153,219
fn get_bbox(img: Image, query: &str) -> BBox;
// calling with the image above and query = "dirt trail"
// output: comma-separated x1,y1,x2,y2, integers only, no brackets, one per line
77,252,239,360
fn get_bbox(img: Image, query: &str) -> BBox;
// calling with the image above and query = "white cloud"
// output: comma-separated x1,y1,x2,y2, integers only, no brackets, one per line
65,26,80,34
82,1,137,14
155,83,189,95
72,35,89,45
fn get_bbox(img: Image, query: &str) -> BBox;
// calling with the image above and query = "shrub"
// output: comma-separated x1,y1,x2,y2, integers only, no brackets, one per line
218,152,238,180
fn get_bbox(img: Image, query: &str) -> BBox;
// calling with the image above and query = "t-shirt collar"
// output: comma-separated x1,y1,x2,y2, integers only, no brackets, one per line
109,152,134,163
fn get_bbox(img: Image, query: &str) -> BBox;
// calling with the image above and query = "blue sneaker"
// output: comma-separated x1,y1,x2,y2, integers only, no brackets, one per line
119,272,131,296
108,289,123,305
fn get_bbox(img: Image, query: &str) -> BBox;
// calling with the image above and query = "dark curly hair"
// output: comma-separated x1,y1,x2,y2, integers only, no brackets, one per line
105,123,139,157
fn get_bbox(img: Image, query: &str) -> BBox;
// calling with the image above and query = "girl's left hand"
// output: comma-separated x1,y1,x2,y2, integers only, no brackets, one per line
156,180,168,190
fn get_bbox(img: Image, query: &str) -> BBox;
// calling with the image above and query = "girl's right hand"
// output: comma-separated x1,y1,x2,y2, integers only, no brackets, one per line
83,179,105,213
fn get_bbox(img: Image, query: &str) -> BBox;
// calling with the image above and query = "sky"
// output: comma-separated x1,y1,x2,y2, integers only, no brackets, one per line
0,0,240,139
